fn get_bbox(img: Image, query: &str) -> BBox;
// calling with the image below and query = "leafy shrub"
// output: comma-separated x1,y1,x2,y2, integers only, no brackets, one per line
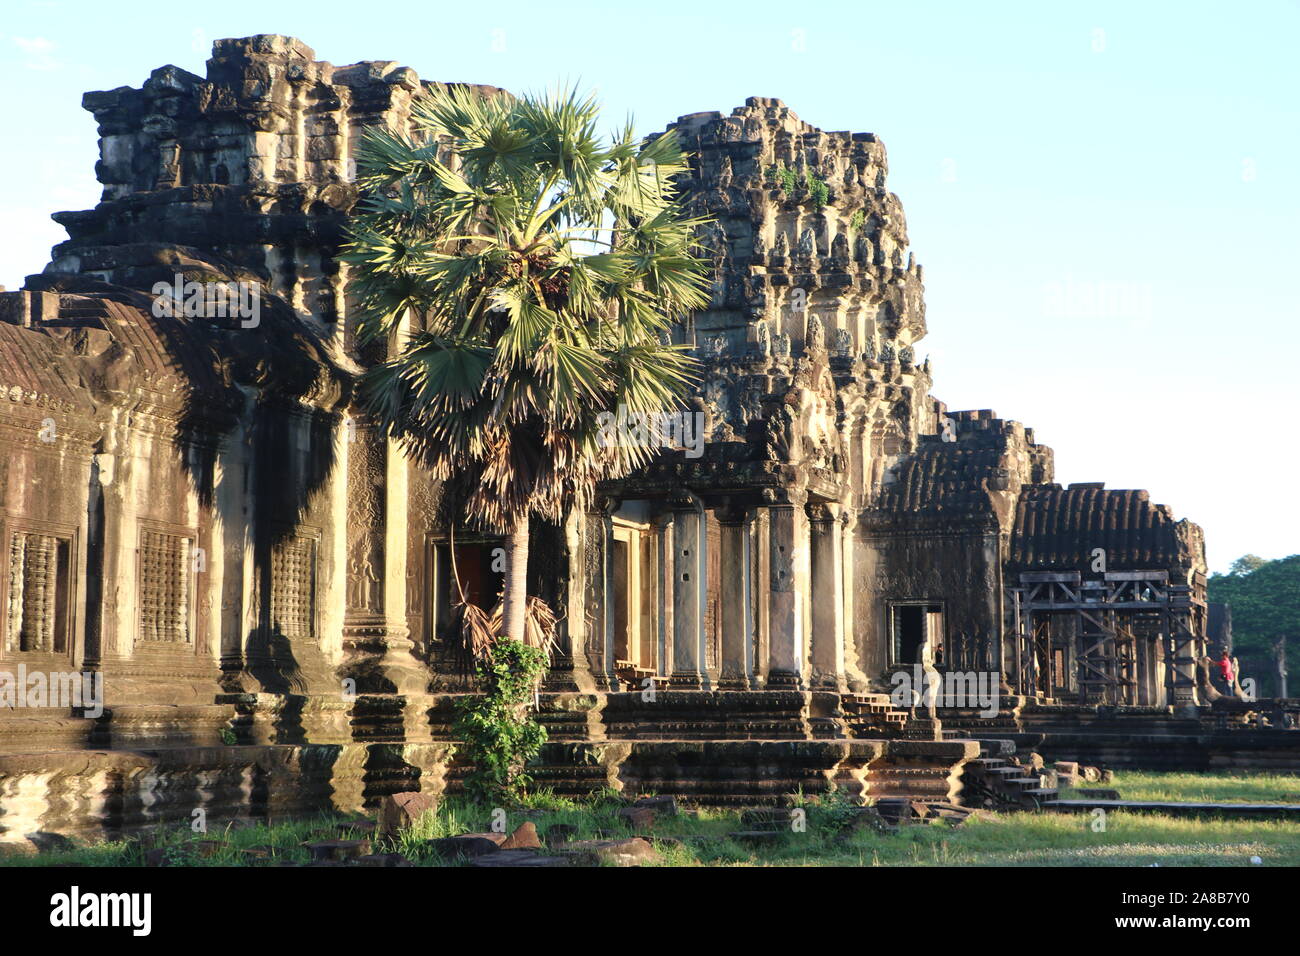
806,173,830,209
452,638,549,805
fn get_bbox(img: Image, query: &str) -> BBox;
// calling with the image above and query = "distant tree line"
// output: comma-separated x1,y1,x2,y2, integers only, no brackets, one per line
1207,554,1299,698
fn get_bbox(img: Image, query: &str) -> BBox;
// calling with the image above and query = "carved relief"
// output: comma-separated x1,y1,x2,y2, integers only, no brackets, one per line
833,327,852,357
805,314,825,353
346,426,384,612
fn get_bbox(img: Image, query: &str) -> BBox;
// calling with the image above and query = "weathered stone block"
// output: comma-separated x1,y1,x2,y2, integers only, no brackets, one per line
377,791,439,837
555,838,661,867
498,822,542,850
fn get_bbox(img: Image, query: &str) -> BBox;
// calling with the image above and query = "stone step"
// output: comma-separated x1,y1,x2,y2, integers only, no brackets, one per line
1022,788,1059,802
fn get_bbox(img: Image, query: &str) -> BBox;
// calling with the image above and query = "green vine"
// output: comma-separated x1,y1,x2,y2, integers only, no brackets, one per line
768,161,829,209
806,172,830,209
767,161,800,194
452,638,549,805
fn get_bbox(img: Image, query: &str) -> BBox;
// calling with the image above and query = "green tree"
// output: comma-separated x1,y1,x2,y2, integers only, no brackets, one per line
1208,554,1300,696
343,85,711,646
1229,554,1267,575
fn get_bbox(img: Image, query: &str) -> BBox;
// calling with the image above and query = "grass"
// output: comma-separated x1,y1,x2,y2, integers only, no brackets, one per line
3,772,1298,868
1057,769,1300,804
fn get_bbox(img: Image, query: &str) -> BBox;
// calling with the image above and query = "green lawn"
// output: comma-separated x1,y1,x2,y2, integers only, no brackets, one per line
3,771,1298,868
1058,769,1300,804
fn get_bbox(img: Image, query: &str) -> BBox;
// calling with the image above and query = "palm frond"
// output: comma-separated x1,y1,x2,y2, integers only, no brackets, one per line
345,81,713,537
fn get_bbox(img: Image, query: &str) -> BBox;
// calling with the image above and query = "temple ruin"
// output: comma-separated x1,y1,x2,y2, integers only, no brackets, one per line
0,35,1293,843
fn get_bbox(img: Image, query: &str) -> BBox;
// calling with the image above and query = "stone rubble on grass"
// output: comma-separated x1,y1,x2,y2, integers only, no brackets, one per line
426,832,506,859
303,838,371,863
841,806,897,835
470,850,572,868
1053,761,1081,787
628,795,679,818
498,822,542,850
553,838,662,866
616,806,657,829
378,791,440,838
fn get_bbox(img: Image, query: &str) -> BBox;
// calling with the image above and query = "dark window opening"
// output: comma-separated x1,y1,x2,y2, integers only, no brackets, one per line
430,540,504,641
890,602,943,666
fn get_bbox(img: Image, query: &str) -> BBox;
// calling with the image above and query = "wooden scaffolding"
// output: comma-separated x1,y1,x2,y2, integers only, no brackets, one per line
1007,570,1207,706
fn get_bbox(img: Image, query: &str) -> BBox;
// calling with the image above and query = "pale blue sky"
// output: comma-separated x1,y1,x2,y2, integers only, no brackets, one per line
2,0,1296,571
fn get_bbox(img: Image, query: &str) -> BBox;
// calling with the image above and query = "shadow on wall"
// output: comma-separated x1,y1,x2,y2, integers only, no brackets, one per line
30,260,353,696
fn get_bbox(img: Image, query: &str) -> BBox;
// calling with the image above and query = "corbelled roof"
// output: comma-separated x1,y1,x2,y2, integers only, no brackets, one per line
1009,483,1202,572
875,439,1007,517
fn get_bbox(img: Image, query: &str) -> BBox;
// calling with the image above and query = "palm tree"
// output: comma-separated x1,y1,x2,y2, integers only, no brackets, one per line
342,84,711,648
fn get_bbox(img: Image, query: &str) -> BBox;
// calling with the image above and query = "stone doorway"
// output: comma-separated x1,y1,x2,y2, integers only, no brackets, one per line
890,602,944,667
611,519,658,678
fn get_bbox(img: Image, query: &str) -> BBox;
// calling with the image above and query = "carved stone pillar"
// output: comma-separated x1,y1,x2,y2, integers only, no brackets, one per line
544,510,598,691
669,493,708,689
597,500,619,691
839,507,870,692
339,417,425,695
765,489,809,689
654,511,675,680
579,498,618,691
753,508,770,688
808,502,848,692
717,503,755,690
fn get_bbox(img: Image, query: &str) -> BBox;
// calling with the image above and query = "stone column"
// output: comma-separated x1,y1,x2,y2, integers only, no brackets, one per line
598,502,619,690
808,503,848,692
839,507,870,692
753,509,770,688
765,490,809,689
654,511,675,681
339,418,426,696
580,501,618,691
717,503,755,690
544,509,598,692
669,493,708,689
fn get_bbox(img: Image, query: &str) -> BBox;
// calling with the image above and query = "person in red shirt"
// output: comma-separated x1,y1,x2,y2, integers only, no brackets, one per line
1218,651,1234,687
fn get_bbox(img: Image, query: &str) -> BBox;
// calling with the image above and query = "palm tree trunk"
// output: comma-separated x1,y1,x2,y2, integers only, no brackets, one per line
501,520,530,645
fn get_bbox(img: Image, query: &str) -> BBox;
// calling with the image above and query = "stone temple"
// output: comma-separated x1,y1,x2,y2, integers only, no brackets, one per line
0,35,1292,842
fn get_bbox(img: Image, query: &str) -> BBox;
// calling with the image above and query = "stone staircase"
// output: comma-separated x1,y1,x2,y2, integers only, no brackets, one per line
959,738,1059,810
841,693,910,738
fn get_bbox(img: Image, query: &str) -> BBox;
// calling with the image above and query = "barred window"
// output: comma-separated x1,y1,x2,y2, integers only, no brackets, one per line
138,529,192,643
5,531,72,654
271,534,317,640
